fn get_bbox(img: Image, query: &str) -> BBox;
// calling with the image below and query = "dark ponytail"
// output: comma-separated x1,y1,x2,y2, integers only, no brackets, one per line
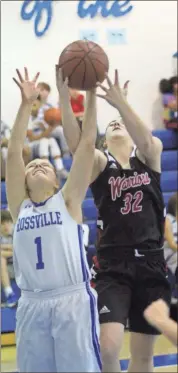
159,79,171,94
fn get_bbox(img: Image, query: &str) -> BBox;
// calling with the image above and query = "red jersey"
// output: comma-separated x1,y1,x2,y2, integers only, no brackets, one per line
70,94,84,114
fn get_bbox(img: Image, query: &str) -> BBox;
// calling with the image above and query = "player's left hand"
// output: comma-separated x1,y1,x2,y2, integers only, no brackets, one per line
96,70,129,109
13,68,40,104
144,299,169,327
55,66,70,102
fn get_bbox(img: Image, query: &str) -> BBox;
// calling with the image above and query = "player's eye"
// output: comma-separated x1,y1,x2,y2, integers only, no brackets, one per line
42,163,50,168
28,164,35,169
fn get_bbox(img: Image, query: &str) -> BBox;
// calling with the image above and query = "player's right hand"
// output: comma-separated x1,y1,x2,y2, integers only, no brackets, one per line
13,68,40,104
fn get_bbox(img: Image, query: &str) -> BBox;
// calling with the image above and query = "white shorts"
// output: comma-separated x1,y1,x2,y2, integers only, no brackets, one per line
164,248,177,274
16,283,101,372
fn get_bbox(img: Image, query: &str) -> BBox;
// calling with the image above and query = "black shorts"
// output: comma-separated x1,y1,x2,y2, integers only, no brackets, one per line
94,248,171,335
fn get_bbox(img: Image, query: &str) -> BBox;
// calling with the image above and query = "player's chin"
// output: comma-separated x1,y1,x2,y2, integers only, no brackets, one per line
32,173,51,185
111,132,124,139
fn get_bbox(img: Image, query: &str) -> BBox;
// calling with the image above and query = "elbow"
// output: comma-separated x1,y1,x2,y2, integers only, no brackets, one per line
144,136,163,159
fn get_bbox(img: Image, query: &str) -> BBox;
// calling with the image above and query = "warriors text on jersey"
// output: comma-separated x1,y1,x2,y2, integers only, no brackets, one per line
13,191,90,292
91,149,165,251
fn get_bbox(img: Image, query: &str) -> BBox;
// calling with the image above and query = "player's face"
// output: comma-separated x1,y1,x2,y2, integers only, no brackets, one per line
25,159,58,193
1,221,13,236
37,86,49,101
106,119,129,141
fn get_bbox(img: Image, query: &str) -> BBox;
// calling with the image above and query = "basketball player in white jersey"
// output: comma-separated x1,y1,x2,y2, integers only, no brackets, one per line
6,67,101,373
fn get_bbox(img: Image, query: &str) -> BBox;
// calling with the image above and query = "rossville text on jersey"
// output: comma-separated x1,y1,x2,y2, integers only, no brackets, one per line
16,212,62,232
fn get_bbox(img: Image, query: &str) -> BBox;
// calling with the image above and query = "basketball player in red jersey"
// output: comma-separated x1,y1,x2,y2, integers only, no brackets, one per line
56,67,171,373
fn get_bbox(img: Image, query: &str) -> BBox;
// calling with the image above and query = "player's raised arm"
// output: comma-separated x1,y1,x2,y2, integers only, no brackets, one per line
56,66,81,155
62,89,97,222
56,67,106,183
6,68,40,222
97,70,163,172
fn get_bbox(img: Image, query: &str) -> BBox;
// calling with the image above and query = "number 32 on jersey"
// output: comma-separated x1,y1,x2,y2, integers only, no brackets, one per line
121,190,143,215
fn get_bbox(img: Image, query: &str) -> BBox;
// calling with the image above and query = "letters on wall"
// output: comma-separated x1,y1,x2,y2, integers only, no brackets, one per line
20,0,133,38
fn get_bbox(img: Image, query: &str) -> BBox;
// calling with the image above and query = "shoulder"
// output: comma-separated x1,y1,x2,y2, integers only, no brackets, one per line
19,199,32,213
136,137,163,173
152,136,163,151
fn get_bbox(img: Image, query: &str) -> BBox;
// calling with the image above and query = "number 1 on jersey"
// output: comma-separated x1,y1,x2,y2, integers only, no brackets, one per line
35,237,44,270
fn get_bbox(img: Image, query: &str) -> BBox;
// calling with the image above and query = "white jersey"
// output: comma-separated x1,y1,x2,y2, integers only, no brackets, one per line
164,213,178,249
13,191,91,292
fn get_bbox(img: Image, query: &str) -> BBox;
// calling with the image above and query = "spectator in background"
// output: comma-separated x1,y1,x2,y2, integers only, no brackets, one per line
69,88,102,146
69,89,85,127
152,76,178,130
1,120,11,180
37,81,69,156
1,120,31,178
1,210,18,307
82,216,90,253
161,76,178,128
164,193,178,293
27,97,68,180
37,82,52,118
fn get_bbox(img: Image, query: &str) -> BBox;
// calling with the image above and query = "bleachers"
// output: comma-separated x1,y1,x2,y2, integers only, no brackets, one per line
152,129,178,149
1,129,178,333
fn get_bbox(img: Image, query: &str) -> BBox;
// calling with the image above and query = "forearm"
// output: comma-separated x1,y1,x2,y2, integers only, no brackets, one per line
82,91,97,144
60,99,81,154
8,102,32,153
116,93,153,155
156,318,178,346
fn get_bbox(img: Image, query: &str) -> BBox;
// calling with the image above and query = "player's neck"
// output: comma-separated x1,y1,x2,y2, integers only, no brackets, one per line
29,189,54,204
108,139,133,165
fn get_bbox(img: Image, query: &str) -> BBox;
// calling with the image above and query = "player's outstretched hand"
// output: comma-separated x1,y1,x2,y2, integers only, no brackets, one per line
55,66,70,102
144,299,169,328
96,69,130,109
13,68,40,104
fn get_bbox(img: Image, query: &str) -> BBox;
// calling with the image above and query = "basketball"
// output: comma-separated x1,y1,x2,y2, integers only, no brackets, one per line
44,108,61,126
58,40,109,90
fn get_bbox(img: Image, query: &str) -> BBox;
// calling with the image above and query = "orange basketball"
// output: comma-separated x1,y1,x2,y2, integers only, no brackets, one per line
59,40,109,90
44,108,61,126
